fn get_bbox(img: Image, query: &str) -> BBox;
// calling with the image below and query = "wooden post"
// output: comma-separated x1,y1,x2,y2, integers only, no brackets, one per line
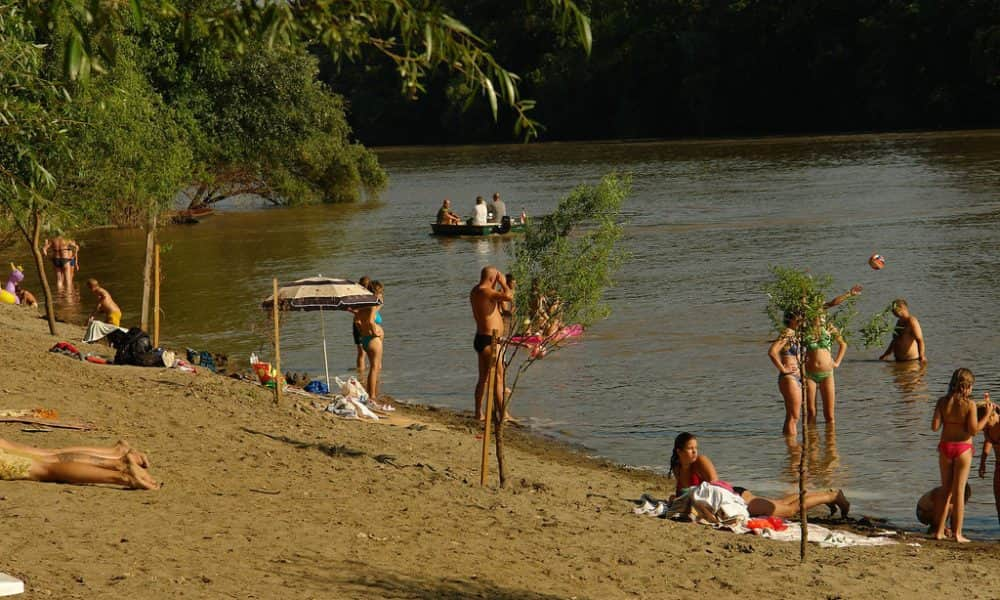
479,329,498,486
272,278,282,404
798,340,808,561
153,243,161,347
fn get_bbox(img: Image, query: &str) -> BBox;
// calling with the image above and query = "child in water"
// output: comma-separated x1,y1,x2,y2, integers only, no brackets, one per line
931,368,993,542
87,278,122,326
978,402,1000,525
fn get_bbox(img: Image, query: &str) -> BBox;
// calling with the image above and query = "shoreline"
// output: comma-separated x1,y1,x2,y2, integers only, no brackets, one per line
2,305,998,599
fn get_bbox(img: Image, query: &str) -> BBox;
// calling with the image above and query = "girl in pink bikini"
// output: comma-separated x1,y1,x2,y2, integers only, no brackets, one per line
931,368,993,542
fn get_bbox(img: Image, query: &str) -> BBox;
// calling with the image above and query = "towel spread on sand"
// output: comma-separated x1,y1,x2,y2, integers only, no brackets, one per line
83,320,126,343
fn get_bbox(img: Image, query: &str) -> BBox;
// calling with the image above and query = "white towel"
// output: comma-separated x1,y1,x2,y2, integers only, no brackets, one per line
83,320,126,343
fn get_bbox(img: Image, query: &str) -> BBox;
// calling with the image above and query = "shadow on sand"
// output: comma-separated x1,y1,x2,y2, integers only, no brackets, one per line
240,427,366,459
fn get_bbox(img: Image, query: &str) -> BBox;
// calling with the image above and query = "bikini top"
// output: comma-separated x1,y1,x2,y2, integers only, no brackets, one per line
781,340,801,357
806,329,832,352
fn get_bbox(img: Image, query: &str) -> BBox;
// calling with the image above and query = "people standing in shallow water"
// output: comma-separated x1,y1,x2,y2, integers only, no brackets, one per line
803,315,846,425
931,368,993,542
668,432,850,517
768,311,803,436
352,276,372,374
879,298,926,363
978,403,1000,525
43,235,80,291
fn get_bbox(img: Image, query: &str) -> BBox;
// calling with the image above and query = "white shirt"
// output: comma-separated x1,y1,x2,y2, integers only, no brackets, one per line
472,203,488,225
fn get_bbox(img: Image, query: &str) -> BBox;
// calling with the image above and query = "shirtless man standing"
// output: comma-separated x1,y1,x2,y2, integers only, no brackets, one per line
879,298,926,363
87,278,122,326
43,235,79,291
471,266,513,421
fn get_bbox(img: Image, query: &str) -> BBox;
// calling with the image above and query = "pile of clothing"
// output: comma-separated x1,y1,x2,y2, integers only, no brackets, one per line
322,376,392,420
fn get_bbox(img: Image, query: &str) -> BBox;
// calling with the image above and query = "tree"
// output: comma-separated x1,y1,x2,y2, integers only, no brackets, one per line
0,4,73,335
485,173,629,488
762,265,858,560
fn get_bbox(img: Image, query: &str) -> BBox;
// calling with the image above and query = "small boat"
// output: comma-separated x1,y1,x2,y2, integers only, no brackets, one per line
430,217,526,237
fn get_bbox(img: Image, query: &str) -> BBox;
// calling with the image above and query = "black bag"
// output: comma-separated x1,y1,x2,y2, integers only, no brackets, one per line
107,327,154,366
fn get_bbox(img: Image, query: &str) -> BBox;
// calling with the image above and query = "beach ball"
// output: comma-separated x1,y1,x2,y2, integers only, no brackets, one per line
868,253,886,270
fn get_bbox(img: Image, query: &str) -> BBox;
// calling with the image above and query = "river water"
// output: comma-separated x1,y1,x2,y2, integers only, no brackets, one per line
13,130,1000,536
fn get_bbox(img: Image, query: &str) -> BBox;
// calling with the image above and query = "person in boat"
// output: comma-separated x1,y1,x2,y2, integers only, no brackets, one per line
879,298,927,363
668,432,850,517
436,199,462,226
471,266,513,421
355,280,385,401
471,196,489,226
0,437,159,489
42,235,79,291
87,278,122,326
490,192,507,222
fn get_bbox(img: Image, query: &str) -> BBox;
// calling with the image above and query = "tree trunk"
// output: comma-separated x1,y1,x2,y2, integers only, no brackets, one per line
30,209,57,336
140,210,157,330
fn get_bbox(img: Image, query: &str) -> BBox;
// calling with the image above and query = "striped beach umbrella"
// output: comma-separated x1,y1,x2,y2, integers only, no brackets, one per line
262,276,381,387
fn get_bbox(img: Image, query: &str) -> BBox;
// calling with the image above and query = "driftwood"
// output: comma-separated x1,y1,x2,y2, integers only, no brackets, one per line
0,418,94,431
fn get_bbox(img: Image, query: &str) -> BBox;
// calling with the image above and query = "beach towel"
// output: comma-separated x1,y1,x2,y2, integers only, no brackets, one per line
689,481,749,523
304,380,330,395
0,572,24,596
83,320,126,343
49,341,82,360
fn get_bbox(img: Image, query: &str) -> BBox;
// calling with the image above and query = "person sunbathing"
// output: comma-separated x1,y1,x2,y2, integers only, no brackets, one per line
669,432,850,517
0,438,159,490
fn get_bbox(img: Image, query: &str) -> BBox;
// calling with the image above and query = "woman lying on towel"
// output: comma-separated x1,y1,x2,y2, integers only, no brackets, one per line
669,432,849,518
0,438,159,490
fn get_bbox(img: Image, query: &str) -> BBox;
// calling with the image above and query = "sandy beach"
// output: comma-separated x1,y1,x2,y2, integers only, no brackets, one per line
1,306,998,599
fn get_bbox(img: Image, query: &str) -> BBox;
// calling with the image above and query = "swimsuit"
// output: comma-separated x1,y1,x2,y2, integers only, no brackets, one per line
805,330,832,352
51,257,76,268
0,450,33,481
352,322,362,345
804,370,832,383
473,333,493,354
107,311,121,327
359,334,379,350
938,441,973,460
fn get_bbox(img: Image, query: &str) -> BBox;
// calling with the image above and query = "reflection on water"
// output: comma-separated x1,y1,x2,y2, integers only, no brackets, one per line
9,130,1000,536
782,427,842,491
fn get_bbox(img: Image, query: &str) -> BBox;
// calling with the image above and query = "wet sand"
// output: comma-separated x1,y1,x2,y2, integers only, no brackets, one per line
1,305,997,599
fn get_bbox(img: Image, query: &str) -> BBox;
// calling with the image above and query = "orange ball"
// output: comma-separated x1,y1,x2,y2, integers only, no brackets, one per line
868,253,886,270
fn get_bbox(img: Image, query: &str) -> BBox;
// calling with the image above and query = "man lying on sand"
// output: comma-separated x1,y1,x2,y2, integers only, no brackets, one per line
0,438,159,489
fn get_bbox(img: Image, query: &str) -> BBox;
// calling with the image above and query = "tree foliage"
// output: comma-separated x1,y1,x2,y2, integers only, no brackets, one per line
333,0,1000,144
762,266,857,342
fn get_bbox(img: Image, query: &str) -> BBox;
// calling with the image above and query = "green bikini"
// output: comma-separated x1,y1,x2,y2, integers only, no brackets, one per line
804,329,833,383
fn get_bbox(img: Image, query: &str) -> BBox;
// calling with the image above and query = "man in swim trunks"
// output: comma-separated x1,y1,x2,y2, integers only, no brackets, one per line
87,278,122,326
436,199,462,225
42,235,80,291
471,266,513,421
879,298,926,363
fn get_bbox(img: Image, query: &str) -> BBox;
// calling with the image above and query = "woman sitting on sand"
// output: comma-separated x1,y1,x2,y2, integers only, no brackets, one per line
932,368,992,542
768,310,804,437
668,432,849,518
0,437,159,490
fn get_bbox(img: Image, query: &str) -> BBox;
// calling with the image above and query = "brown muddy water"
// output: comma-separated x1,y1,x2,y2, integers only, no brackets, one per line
11,130,1000,535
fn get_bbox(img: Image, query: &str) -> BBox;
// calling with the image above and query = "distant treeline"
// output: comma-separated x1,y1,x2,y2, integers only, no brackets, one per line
325,0,1000,144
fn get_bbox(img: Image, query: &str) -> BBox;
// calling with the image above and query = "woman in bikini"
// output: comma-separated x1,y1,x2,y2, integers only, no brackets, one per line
768,311,803,436
978,403,1000,525
668,432,849,517
355,280,384,401
803,314,846,425
0,437,158,489
932,368,993,542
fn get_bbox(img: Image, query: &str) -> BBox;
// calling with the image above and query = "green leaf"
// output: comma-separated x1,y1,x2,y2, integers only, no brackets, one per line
483,77,498,120
129,0,143,26
64,35,82,80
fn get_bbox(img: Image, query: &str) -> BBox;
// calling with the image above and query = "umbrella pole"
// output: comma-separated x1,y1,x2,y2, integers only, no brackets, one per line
272,278,282,405
321,307,331,386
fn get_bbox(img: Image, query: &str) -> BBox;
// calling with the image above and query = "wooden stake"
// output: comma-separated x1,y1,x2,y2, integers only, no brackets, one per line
272,278,282,404
153,243,161,347
480,329,498,486
798,341,808,561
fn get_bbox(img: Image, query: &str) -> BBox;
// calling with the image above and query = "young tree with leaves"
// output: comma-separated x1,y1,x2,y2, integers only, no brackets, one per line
481,173,629,488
